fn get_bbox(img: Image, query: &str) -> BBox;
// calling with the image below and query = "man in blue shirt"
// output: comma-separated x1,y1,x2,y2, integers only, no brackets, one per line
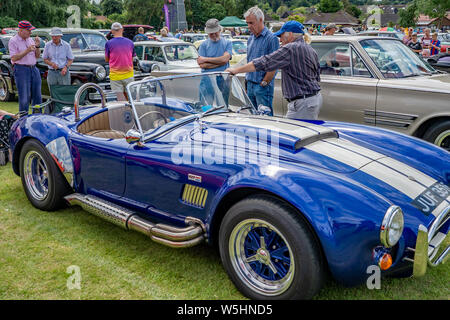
133,27,149,42
42,27,74,89
197,19,233,105
197,19,232,72
244,6,279,115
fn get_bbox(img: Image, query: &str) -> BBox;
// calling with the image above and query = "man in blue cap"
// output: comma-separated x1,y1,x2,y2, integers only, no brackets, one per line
226,20,322,120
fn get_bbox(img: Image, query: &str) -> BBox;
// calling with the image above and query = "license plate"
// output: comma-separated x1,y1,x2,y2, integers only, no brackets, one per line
412,182,450,215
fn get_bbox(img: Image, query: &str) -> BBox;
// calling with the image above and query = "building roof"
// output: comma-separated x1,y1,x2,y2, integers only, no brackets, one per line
304,10,359,26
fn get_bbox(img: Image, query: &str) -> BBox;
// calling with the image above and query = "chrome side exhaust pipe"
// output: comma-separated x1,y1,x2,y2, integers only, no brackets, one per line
65,194,205,248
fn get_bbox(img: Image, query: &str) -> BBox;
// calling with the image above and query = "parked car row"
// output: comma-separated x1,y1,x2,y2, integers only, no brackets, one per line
0,28,154,102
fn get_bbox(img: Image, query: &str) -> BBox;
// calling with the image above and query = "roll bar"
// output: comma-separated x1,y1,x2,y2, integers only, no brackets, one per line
74,83,106,122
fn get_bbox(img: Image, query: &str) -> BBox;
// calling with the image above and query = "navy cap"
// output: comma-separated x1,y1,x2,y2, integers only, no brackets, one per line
274,21,304,37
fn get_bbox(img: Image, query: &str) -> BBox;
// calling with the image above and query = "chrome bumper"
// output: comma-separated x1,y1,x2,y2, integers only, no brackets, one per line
405,206,450,277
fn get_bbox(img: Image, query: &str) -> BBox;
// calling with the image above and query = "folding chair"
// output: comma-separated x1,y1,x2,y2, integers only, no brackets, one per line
32,84,89,114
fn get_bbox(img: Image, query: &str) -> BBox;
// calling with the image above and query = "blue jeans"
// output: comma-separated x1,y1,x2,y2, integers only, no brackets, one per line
246,81,274,115
14,65,42,113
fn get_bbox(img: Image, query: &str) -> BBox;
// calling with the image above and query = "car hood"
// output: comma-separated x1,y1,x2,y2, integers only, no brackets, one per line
73,51,108,66
194,113,375,174
167,60,199,68
379,73,450,94
190,113,448,225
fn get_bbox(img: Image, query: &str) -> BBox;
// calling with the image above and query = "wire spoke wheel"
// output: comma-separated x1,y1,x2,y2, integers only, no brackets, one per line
23,150,49,201
229,218,295,296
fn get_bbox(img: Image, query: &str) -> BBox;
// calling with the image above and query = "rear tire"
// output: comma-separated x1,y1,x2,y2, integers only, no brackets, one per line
219,195,324,300
423,120,450,151
19,139,72,211
0,75,11,102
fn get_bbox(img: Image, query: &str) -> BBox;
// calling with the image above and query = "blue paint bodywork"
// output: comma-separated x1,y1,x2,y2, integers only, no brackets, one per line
9,102,450,287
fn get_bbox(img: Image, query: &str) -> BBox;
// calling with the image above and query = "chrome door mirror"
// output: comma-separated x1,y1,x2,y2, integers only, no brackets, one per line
125,129,143,145
257,105,272,116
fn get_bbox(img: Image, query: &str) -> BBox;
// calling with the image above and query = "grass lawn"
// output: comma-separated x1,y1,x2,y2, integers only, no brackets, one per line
0,101,448,300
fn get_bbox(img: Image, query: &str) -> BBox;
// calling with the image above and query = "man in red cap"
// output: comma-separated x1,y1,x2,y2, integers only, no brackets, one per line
8,20,42,114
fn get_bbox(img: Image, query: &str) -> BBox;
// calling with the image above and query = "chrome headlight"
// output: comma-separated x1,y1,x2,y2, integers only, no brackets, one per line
95,66,106,81
380,205,404,248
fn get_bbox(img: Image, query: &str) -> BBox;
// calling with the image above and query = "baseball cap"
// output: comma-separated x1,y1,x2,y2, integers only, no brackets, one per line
111,22,123,31
274,21,304,37
49,27,63,36
204,19,221,34
18,20,35,31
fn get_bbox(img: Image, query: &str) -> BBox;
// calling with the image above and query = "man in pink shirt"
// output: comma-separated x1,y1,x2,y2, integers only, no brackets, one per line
8,20,42,114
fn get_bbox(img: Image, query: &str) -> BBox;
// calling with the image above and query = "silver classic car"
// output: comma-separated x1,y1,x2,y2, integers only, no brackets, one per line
153,35,450,151
134,41,199,71
308,36,450,151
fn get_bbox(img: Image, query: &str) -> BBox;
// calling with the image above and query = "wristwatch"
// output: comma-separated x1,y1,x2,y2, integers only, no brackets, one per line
260,80,268,87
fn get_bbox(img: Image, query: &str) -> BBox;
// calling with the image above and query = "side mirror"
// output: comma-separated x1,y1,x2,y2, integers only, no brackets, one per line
126,129,143,145
257,105,272,116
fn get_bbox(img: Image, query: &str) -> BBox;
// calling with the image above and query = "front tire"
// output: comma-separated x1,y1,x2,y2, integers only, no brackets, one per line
423,120,450,151
219,196,324,300
19,139,72,211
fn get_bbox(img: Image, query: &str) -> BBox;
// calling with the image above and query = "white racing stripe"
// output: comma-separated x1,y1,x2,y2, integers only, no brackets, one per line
377,157,437,188
306,139,374,169
359,161,425,199
205,113,447,217
205,114,334,139
306,137,446,217
324,137,386,160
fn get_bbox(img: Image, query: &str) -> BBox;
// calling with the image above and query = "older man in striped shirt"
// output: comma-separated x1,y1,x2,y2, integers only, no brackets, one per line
226,21,322,120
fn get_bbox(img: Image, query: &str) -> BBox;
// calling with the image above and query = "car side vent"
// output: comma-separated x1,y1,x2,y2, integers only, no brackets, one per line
181,184,208,209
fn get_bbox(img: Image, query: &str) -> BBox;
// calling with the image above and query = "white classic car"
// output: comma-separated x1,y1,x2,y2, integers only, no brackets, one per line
134,41,199,71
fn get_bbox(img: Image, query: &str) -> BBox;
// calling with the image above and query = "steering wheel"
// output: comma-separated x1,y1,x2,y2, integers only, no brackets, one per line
382,59,403,72
135,111,169,130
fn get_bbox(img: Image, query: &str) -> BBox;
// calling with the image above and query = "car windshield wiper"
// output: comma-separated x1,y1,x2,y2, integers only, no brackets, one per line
402,74,423,78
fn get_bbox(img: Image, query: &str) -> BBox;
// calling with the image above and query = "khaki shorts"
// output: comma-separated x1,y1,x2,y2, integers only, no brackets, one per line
110,77,134,93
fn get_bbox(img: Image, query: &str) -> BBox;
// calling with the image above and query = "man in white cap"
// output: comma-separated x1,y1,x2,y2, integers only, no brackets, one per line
105,22,136,101
43,27,74,88
197,18,232,72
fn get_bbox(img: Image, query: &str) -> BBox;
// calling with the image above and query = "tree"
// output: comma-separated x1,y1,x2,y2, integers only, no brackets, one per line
398,2,418,28
101,0,124,17
287,14,305,23
318,0,343,13
415,0,450,28
0,16,18,28
276,5,289,16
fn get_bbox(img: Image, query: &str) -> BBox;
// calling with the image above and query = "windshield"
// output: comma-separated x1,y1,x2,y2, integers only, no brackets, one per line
193,35,207,42
232,41,247,54
164,44,199,61
127,73,255,135
62,32,106,51
361,39,436,78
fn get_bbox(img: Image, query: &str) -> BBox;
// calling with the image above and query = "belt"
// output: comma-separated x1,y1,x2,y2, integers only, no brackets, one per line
14,64,36,68
286,91,319,102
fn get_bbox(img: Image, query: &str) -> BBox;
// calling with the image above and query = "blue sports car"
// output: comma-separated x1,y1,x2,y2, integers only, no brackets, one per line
9,73,450,299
